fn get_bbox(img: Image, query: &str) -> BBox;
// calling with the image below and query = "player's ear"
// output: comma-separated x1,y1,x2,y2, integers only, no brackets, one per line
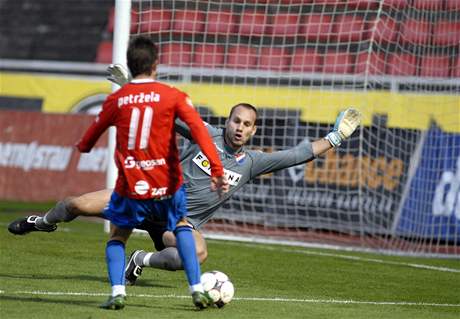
250,125,257,136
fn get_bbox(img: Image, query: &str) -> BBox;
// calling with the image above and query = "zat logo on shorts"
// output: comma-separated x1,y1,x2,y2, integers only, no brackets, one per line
134,180,150,195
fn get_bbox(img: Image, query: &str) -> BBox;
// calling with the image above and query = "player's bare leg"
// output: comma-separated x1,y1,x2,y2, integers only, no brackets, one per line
8,189,111,235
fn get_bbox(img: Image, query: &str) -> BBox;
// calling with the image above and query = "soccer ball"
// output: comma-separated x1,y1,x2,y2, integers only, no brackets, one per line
200,270,234,308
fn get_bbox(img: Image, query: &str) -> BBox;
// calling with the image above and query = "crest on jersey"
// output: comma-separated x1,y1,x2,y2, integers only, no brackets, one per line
234,152,246,164
193,152,242,186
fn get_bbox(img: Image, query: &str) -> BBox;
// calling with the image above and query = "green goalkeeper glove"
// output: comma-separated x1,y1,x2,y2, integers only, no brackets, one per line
325,108,362,147
107,63,131,87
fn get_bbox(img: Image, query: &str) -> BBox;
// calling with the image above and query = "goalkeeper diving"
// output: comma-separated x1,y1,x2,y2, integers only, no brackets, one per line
8,64,362,286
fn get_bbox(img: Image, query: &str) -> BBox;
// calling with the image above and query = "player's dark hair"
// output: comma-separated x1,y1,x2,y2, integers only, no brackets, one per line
229,103,258,124
127,36,159,78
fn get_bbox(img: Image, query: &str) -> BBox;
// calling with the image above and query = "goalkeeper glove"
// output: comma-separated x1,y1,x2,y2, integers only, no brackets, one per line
325,108,362,147
107,63,131,87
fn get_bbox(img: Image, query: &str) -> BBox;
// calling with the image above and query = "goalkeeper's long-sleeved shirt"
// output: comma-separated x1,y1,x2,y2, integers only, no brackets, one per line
175,120,315,228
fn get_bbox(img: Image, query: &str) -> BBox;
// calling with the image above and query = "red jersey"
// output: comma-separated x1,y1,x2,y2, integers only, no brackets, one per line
77,79,224,199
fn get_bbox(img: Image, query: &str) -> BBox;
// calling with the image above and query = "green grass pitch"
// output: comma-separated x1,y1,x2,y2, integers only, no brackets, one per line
1,209,459,319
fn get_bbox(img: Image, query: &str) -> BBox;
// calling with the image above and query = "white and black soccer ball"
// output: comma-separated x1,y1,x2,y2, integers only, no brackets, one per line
200,270,235,308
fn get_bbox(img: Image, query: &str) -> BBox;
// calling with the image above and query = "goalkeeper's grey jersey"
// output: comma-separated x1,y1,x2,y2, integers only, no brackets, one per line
176,121,315,228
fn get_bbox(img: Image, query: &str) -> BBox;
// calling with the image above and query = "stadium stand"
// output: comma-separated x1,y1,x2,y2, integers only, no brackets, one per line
257,47,290,71
432,20,460,47
299,14,334,42
159,43,192,66
290,48,322,73
226,45,258,69
192,43,225,68
400,18,432,45
171,10,206,35
95,41,113,64
321,51,354,74
387,53,418,76
238,10,269,37
139,9,172,34
354,51,387,75
372,16,399,44
420,55,451,78
205,10,238,36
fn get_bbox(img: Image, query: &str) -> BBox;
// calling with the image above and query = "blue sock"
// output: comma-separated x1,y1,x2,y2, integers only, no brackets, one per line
175,226,200,286
106,240,125,286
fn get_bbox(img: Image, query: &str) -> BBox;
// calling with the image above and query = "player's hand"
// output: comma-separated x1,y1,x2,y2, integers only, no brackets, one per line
325,108,361,147
107,64,131,87
211,176,229,197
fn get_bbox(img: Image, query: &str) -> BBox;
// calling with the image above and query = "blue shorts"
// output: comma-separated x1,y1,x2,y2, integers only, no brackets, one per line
103,186,188,231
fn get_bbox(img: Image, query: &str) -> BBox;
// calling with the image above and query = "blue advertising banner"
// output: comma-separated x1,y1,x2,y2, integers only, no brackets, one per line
396,125,460,241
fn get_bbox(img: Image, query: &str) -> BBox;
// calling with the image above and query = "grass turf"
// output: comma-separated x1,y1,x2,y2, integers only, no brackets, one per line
0,210,459,319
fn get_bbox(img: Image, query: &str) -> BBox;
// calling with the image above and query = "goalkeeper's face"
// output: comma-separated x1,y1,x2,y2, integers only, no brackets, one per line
225,106,257,150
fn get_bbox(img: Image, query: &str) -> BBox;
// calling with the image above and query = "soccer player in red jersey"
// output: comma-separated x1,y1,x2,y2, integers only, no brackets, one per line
76,36,228,310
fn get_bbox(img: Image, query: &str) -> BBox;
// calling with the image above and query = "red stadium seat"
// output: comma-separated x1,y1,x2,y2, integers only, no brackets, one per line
226,45,258,69
372,16,399,44
107,7,138,33
238,10,269,37
291,48,322,73
312,0,378,8
258,47,290,72
420,55,450,78
381,0,408,9
433,21,460,46
412,0,443,10
333,15,368,43
354,52,387,74
322,51,354,74
299,14,333,42
95,41,112,64
452,55,460,78
387,53,417,76
172,10,205,35
159,43,192,66
400,18,431,45
445,0,460,10
193,44,225,68
268,13,300,38
206,11,238,36
139,10,172,34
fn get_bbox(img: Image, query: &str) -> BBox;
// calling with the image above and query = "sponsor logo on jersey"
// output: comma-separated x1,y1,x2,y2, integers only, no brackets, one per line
124,156,166,170
193,152,242,186
118,91,160,107
133,180,168,197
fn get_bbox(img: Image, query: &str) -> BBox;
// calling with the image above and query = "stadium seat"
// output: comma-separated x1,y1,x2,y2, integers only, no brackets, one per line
354,51,387,74
452,55,460,78
226,45,258,69
372,16,399,44
238,10,269,37
321,51,354,74
172,10,205,35
333,15,368,43
445,0,460,10
268,13,300,38
139,10,172,34
205,10,238,36
381,0,408,9
432,20,460,46
107,7,138,33
95,41,112,64
290,48,322,73
345,0,379,9
387,53,417,76
412,0,443,11
159,43,192,66
257,47,290,72
299,14,333,42
193,44,225,68
400,18,431,45
420,55,450,78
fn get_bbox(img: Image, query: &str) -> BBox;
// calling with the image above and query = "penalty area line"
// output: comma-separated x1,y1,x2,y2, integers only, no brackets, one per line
1,290,459,308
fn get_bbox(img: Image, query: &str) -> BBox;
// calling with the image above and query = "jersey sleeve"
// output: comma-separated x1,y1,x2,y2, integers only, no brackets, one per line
175,92,224,177
175,119,219,141
249,138,315,178
76,94,117,153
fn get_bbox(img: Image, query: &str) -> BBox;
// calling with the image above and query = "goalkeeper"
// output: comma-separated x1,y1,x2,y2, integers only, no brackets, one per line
8,66,361,285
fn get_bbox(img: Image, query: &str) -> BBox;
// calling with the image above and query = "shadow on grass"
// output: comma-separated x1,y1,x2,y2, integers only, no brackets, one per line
0,294,197,312
0,272,173,288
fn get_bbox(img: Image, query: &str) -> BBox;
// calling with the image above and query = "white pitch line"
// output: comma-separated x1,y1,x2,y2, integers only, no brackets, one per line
214,241,460,274
1,290,459,308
